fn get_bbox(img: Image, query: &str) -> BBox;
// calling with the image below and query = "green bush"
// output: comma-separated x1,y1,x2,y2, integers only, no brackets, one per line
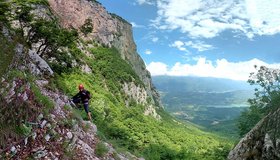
80,18,93,36
95,142,109,157
0,31,16,77
15,123,32,136
90,47,144,88
0,1,11,23
143,144,198,160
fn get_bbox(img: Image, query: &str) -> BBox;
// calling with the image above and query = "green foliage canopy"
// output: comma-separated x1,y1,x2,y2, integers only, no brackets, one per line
80,18,93,36
238,66,280,136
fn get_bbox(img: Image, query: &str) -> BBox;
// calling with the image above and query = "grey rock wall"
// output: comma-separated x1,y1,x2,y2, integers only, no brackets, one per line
228,108,280,160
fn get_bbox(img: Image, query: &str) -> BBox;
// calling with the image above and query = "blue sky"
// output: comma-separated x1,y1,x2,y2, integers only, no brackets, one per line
98,0,280,80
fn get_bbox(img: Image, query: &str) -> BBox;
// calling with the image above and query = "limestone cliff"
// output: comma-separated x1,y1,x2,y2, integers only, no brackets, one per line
228,108,280,160
48,0,161,107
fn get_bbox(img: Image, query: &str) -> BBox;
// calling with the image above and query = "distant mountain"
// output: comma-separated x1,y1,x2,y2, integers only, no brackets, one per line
153,76,254,93
153,76,254,107
152,76,255,137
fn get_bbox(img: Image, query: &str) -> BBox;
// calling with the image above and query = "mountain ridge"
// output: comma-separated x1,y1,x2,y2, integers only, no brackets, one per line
153,75,254,92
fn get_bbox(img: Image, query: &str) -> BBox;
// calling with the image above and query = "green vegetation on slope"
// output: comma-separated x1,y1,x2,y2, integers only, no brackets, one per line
0,25,15,77
0,0,76,153
169,105,245,138
0,92,34,150
54,46,233,159
0,70,53,151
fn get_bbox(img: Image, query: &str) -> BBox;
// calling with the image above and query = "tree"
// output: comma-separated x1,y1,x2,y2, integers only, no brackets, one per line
0,1,11,23
11,0,78,56
238,66,280,136
13,0,34,38
29,19,78,56
248,66,280,113
80,18,93,36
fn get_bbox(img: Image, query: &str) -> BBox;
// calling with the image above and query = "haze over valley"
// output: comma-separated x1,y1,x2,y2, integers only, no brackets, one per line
153,76,255,137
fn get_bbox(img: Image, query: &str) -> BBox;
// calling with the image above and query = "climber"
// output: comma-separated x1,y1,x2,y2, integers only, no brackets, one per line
71,84,92,121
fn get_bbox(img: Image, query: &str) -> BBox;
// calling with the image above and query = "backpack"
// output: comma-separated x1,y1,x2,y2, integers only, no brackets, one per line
85,90,91,100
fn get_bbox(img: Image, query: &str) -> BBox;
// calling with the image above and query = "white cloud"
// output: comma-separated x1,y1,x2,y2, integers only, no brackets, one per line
131,22,145,28
146,62,168,75
136,0,155,5
170,40,187,51
170,40,214,52
152,37,159,42
146,58,280,81
185,41,214,51
153,0,280,39
145,49,152,55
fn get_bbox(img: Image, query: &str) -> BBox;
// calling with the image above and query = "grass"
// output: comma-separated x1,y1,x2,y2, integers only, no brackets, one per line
0,30,15,77
81,121,91,132
62,140,74,159
0,69,51,150
59,118,75,129
30,83,54,116
0,95,37,150
95,142,109,157
15,124,32,136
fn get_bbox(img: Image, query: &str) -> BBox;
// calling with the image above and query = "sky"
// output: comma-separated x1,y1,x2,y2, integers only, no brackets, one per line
98,0,280,81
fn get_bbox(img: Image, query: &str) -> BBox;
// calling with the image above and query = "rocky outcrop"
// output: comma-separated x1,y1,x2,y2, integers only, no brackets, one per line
29,50,54,76
123,82,148,105
228,108,280,160
48,0,161,107
144,105,161,120
122,82,160,119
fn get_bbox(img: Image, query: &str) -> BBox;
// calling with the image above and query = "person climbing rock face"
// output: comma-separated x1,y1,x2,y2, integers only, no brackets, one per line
72,84,92,121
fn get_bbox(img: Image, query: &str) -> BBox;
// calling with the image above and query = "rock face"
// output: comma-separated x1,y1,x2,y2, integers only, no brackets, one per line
48,0,161,107
122,82,160,119
28,50,54,76
122,82,148,105
228,108,280,160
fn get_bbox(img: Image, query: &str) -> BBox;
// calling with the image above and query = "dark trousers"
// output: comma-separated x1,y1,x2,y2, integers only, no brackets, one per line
72,98,90,113
83,102,89,113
